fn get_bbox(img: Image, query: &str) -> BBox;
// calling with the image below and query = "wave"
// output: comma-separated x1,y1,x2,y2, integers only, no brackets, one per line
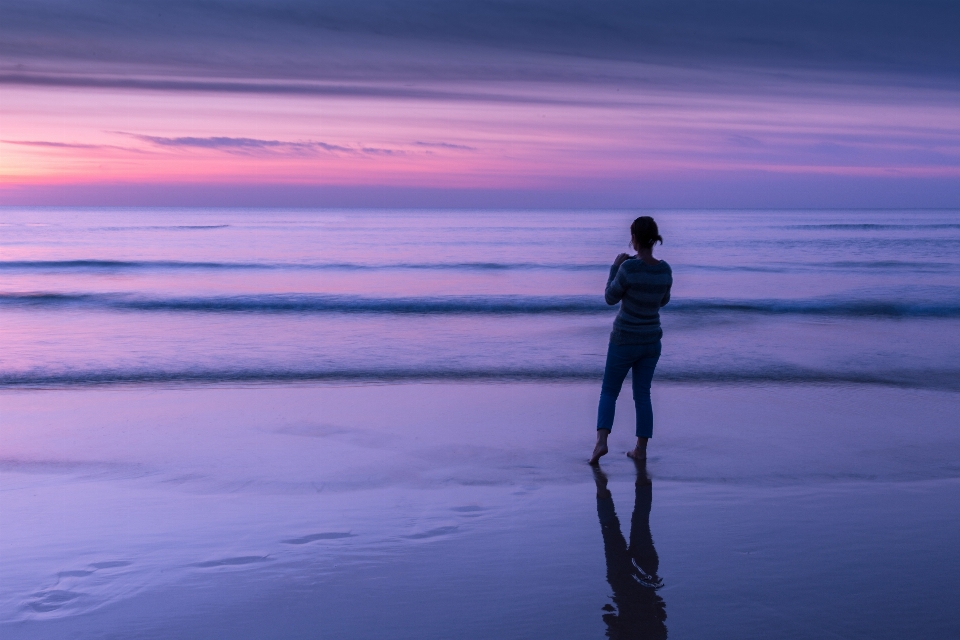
782,223,960,231
3,292,960,318
681,261,958,273
94,224,230,231
0,260,257,270
667,299,960,318
2,366,957,391
0,260,604,272
0,293,608,314
4,259,957,275
817,260,959,271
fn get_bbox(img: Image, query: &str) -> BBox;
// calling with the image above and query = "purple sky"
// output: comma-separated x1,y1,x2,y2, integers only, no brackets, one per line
2,0,958,208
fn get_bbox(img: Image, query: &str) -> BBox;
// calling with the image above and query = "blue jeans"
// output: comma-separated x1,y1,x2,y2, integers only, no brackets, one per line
597,341,661,438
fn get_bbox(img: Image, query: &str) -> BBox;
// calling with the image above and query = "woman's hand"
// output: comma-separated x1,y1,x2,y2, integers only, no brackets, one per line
613,253,632,269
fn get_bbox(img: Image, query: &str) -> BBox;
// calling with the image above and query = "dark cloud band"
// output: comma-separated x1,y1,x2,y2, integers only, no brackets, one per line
2,1,958,86
0,73,598,104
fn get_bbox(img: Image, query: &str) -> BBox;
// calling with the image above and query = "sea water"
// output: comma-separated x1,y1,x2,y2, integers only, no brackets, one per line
2,208,959,388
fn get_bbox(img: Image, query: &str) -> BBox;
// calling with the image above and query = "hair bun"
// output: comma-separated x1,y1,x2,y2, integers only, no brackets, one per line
630,216,663,248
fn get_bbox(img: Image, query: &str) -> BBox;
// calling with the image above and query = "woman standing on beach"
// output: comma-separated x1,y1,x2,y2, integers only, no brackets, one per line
590,216,672,464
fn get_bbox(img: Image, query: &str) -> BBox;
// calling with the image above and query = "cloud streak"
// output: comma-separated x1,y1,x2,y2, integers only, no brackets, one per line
129,134,352,153
3,140,115,150
0,73,595,104
414,142,477,151
3,1,958,87
122,134,413,157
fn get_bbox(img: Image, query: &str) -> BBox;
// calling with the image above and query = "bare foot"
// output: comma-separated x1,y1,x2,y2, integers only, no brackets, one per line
589,441,609,465
626,447,646,461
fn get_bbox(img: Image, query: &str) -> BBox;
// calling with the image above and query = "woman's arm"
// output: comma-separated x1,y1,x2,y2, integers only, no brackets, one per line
660,284,671,307
605,255,631,305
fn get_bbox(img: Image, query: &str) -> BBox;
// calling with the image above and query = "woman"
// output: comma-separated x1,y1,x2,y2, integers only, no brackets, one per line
589,216,672,464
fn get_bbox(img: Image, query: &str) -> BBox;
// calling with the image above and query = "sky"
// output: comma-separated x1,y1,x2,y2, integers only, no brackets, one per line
1,0,958,208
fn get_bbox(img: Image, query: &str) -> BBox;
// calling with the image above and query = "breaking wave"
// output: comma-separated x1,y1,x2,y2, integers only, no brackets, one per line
0,259,604,271
2,292,959,318
2,365,957,390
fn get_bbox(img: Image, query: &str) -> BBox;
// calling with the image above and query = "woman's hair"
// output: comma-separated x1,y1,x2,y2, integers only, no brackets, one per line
630,216,663,249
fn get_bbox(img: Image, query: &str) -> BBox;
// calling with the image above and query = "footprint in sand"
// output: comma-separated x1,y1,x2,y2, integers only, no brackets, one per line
57,570,95,578
403,526,459,539
193,556,270,568
281,532,355,545
88,561,131,569
52,561,130,582
25,589,84,613
29,560,134,613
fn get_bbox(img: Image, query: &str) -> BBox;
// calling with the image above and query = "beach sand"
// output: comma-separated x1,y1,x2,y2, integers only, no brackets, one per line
2,382,959,639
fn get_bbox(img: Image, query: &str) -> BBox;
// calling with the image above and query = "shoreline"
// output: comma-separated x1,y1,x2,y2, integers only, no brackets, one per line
3,374,960,392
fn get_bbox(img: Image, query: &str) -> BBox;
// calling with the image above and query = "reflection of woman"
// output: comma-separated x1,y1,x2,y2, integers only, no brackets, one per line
594,463,667,640
590,217,672,464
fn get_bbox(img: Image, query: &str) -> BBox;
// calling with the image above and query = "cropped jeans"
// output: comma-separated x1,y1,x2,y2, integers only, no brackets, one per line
596,340,661,438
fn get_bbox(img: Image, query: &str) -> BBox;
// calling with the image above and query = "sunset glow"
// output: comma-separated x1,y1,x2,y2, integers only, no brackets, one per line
2,1,959,206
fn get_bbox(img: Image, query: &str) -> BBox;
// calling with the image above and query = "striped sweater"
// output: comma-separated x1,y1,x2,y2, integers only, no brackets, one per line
605,258,673,345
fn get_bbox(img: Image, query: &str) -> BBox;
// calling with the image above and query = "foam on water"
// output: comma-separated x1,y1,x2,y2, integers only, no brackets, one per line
2,291,960,317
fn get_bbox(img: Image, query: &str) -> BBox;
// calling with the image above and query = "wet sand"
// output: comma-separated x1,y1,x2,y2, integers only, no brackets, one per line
1,383,959,638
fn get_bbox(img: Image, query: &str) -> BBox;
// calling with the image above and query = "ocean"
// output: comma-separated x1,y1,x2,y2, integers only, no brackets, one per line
2,207,959,639
2,208,959,388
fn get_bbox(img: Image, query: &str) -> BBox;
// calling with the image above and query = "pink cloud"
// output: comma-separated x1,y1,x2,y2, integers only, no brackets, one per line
1,73,958,204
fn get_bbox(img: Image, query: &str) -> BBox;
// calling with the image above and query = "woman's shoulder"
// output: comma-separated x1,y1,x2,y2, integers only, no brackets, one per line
647,260,672,283
630,259,671,271
623,259,671,281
